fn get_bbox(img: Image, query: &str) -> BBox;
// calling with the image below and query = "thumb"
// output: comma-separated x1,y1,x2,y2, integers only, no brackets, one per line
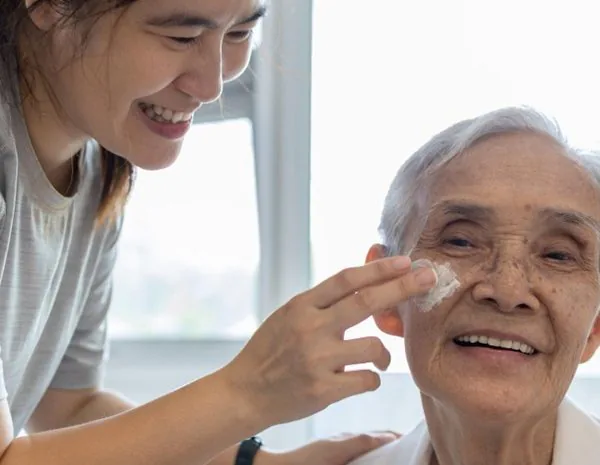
334,432,398,462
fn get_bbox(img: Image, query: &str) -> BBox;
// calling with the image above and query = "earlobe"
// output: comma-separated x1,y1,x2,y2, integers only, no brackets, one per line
374,308,406,338
580,314,600,364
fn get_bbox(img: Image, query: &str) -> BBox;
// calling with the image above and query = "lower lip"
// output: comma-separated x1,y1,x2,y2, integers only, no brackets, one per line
452,342,537,367
137,106,192,140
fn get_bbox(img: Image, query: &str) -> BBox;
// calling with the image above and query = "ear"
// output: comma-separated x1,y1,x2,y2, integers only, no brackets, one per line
580,313,600,364
365,244,406,338
374,308,406,338
25,0,62,31
365,243,387,264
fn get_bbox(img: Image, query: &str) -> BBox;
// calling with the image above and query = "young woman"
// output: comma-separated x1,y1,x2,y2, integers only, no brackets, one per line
0,0,438,463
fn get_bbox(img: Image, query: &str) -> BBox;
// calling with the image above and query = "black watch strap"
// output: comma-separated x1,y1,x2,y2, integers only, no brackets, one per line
234,436,263,465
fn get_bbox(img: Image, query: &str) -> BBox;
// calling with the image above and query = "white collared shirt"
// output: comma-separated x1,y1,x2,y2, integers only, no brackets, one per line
349,398,600,465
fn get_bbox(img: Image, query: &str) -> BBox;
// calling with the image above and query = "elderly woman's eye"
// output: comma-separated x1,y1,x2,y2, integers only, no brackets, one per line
443,237,473,248
544,250,575,262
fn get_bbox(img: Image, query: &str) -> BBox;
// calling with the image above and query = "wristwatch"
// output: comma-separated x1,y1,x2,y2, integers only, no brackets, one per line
234,436,263,465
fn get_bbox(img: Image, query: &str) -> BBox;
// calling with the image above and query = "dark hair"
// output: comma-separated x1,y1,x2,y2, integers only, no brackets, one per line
0,0,137,224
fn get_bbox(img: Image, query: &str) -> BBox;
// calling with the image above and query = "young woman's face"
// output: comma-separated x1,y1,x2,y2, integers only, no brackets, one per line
38,0,264,169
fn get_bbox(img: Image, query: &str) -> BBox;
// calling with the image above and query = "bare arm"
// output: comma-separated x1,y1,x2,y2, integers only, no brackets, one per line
27,388,363,465
27,388,134,431
0,370,264,465
27,386,272,465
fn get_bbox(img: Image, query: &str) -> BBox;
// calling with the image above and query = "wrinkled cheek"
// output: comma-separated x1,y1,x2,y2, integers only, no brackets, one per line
402,309,444,365
403,332,448,398
551,292,598,376
403,336,430,384
562,287,600,331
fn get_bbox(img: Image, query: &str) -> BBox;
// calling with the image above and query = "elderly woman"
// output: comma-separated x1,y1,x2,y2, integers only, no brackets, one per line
351,107,600,465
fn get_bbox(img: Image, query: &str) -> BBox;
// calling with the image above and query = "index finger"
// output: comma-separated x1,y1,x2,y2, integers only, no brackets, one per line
330,266,438,329
309,256,412,309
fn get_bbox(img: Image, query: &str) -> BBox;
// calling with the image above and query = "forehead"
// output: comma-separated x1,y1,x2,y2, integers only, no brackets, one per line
428,132,600,225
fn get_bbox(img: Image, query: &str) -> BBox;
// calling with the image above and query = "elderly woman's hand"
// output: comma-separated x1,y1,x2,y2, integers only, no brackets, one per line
255,432,402,465
219,256,436,429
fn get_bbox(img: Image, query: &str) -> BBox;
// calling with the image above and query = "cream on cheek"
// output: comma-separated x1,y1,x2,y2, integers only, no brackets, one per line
410,258,461,312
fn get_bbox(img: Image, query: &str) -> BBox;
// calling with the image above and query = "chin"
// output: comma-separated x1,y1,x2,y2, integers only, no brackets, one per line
120,141,183,171
422,377,547,423
455,392,532,421
134,153,180,171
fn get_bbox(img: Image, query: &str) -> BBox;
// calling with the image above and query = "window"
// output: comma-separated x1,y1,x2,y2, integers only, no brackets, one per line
109,118,260,339
310,0,600,375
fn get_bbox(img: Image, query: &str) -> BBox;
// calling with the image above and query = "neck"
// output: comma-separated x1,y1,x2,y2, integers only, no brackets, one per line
18,44,87,195
422,395,557,465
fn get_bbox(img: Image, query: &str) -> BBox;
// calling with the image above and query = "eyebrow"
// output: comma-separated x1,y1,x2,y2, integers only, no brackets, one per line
539,208,600,235
431,200,495,223
147,5,267,29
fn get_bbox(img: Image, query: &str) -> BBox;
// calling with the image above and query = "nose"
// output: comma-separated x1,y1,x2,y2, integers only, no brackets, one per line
175,41,224,104
471,253,541,313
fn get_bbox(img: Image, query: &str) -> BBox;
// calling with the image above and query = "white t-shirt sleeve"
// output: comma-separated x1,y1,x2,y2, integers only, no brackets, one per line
50,217,122,390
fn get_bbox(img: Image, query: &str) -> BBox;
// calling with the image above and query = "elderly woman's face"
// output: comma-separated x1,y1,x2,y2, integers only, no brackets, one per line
373,132,600,420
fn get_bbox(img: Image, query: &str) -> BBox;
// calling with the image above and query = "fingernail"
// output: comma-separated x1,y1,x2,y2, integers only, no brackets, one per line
376,433,398,444
392,256,411,269
415,267,437,288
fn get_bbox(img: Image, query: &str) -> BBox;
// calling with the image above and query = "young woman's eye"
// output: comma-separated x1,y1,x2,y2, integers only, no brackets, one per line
168,36,200,46
226,30,253,43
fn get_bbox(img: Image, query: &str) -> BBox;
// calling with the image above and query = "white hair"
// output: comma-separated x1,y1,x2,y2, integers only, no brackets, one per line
379,106,600,256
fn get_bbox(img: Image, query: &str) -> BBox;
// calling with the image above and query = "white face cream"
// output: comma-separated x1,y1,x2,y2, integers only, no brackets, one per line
410,258,461,312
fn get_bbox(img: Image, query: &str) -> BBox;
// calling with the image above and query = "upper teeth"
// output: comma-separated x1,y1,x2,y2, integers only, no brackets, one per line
456,335,535,354
141,103,193,123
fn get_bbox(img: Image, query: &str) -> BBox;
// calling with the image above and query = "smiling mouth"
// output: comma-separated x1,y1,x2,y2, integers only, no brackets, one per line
453,335,538,355
138,102,194,124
